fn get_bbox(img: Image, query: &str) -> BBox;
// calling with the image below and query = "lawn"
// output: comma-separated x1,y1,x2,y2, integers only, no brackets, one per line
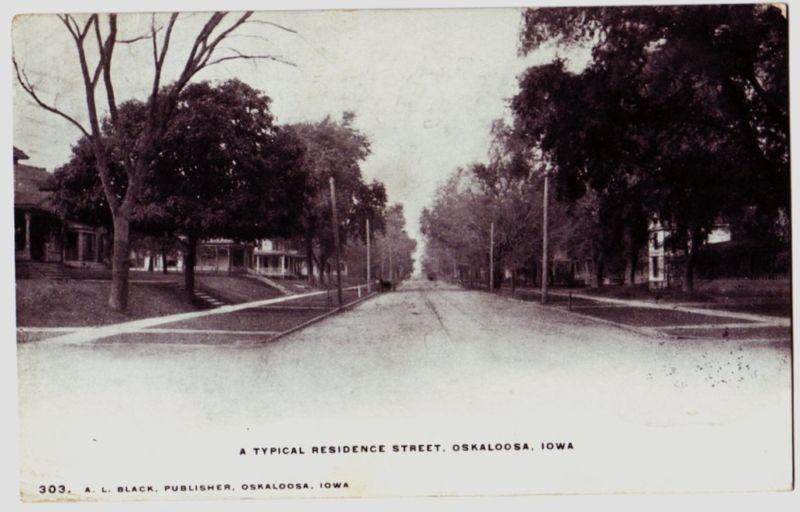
16,279,196,327
195,274,283,303
573,306,752,327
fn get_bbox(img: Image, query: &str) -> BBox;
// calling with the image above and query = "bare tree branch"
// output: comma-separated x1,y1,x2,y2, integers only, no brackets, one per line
117,33,154,44
246,19,301,36
13,57,90,138
100,14,119,123
90,19,106,87
148,13,179,120
58,14,80,41
225,33,274,44
205,48,296,68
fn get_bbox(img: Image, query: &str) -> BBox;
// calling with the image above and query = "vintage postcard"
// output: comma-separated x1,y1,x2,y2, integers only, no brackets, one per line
7,1,794,505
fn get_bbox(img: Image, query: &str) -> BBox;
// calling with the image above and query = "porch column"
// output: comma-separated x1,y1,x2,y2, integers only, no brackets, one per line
281,255,286,276
77,232,85,262
94,234,100,262
23,211,31,259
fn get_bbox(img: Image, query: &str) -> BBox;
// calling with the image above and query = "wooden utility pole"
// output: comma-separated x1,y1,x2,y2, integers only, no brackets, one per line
541,173,549,305
366,218,371,293
489,221,495,291
329,177,343,306
388,242,394,281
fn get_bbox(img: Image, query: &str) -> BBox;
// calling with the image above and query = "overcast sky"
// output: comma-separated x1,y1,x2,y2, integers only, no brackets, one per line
12,8,587,270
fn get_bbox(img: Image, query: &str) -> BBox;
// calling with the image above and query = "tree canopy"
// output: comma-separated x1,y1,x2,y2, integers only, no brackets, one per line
287,114,387,283
511,4,788,290
52,79,308,296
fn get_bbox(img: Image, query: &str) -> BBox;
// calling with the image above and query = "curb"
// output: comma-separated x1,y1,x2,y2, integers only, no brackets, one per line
492,288,788,342
259,290,381,345
498,290,670,340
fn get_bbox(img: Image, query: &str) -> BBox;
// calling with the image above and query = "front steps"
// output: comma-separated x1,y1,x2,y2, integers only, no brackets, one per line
172,282,227,309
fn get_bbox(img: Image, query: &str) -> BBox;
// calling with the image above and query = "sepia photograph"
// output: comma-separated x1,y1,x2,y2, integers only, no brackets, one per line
4,0,795,506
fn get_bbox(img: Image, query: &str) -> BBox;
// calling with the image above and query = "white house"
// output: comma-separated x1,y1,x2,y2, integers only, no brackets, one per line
647,220,732,289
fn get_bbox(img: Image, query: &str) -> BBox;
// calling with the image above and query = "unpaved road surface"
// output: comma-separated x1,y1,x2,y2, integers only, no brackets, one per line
17,280,792,498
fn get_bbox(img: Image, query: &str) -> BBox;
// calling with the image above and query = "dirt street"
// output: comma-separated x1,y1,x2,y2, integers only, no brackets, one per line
17,279,792,498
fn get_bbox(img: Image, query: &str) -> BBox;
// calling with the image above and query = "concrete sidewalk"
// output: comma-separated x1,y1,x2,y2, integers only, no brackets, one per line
548,290,790,327
35,284,373,346
496,285,790,342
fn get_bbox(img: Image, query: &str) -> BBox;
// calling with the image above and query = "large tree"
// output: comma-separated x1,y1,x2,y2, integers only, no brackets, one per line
52,79,308,299
513,4,788,291
373,204,417,281
14,12,295,310
288,114,386,284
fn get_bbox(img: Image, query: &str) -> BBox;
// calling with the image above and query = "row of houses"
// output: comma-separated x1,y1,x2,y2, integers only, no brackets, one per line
520,217,785,289
459,218,772,289
14,146,340,280
129,238,312,278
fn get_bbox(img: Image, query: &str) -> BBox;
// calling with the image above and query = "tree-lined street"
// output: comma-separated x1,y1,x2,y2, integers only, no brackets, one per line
11,5,793,501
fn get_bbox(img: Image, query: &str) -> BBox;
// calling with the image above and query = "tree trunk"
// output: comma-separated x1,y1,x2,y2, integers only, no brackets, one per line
304,234,316,285
162,251,168,274
147,251,154,272
590,258,604,289
108,215,131,312
317,257,327,286
183,234,198,301
493,262,502,290
625,250,638,285
682,234,700,293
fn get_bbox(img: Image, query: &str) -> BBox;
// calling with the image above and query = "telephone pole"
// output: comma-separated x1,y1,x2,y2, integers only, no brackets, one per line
366,218,371,293
541,172,549,305
329,177,343,306
388,243,393,281
489,221,495,291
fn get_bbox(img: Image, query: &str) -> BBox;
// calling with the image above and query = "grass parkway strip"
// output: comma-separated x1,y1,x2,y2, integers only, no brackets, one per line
37,285,369,346
548,290,791,326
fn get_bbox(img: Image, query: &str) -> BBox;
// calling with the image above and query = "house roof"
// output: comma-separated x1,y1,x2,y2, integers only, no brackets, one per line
13,146,29,162
14,162,56,213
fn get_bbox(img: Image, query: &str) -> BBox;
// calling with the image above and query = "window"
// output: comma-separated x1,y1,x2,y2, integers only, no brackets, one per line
651,257,660,278
82,233,95,261
231,248,245,267
64,231,79,261
651,232,661,250
14,210,26,250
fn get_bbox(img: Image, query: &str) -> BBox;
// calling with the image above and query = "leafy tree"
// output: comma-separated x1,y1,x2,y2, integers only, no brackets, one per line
421,119,587,291
288,114,386,284
373,204,417,281
52,79,308,299
513,4,788,291
420,169,485,286
15,12,293,311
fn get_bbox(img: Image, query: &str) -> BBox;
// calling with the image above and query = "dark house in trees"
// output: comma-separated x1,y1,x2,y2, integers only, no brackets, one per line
14,146,108,272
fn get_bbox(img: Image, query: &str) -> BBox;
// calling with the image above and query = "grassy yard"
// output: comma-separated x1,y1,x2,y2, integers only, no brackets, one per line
196,275,283,303
16,280,196,327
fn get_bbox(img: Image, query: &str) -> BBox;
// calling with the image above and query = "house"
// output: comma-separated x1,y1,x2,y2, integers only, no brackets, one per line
130,237,333,280
195,239,254,273
14,146,108,270
251,239,307,278
647,220,732,289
